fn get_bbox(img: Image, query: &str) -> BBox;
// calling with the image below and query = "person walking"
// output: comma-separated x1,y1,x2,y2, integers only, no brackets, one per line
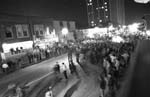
62,63,68,79
100,75,106,97
54,62,60,74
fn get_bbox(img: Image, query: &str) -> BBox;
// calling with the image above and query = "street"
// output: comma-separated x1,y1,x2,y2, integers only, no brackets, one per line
0,53,103,97
0,54,69,97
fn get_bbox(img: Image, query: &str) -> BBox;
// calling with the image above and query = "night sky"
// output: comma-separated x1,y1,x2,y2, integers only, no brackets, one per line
0,0,150,28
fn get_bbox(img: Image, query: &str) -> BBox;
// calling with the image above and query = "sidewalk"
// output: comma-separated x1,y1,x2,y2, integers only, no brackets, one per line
53,61,101,97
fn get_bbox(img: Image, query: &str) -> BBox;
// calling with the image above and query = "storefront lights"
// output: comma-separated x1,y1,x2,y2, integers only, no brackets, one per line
2,41,33,53
128,23,140,32
134,0,150,3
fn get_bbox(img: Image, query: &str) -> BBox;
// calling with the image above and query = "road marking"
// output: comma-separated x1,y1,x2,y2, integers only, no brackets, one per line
25,71,53,86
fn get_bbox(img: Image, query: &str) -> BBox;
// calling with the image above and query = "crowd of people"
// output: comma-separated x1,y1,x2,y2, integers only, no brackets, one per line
74,39,137,97
1,33,149,97
0,43,68,74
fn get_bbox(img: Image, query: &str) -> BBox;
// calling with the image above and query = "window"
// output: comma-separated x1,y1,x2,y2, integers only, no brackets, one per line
60,21,63,27
5,26,13,39
34,24,45,36
15,24,29,38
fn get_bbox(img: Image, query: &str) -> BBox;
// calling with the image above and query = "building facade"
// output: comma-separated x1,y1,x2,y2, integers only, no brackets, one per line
0,15,76,53
86,0,125,27
109,0,125,26
86,0,111,27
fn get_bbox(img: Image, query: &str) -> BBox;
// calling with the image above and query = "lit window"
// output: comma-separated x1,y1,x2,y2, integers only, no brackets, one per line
5,26,13,39
91,21,94,24
99,20,102,22
15,24,29,38
34,24,45,36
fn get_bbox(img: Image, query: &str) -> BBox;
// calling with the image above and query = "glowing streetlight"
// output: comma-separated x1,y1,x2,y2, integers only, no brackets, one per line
62,28,68,36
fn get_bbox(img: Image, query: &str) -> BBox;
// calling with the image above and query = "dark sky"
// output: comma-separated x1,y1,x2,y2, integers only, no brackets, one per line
0,0,150,27
125,0,150,24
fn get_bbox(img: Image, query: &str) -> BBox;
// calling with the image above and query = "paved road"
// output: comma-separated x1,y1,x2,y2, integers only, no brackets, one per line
0,54,69,96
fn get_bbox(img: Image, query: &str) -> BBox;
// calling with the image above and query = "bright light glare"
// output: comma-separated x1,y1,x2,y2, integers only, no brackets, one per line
146,30,150,36
46,27,50,35
86,27,107,38
112,36,124,43
108,25,115,31
62,28,68,35
134,0,150,3
2,41,33,53
128,23,140,33
122,25,127,28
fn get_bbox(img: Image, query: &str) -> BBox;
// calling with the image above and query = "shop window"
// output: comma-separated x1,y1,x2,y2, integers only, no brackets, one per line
15,24,29,38
5,26,13,39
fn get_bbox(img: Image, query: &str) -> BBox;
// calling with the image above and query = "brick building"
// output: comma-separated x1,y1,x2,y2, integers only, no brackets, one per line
0,15,76,54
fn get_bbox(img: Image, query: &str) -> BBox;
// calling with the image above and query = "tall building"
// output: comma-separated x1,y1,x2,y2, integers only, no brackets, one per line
86,0,111,27
86,0,125,27
109,0,125,26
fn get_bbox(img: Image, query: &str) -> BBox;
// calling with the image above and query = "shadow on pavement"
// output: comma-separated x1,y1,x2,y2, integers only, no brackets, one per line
64,80,81,97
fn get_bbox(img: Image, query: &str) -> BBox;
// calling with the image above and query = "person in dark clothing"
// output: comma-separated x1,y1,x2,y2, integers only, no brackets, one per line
54,62,60,74
62,63,68,79
100,75,106,97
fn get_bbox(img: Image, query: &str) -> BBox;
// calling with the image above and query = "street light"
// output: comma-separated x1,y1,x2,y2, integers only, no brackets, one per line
62,28,69,43
62,28,68,36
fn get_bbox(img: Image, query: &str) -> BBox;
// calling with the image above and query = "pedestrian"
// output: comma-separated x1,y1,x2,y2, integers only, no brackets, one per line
100,75,106,97
69,61,73,74
2,63,9,73
54,62,60,74
62,63,68,79
15,85,23,97
45,86,53,97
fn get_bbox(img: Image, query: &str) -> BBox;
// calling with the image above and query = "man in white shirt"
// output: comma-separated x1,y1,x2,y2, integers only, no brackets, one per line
2,63,9,73
62,63,68,79
45,86,53,97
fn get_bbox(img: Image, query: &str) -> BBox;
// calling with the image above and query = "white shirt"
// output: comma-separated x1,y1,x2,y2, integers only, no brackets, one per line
61,64,67,72
2,63,8,69
45,90,53,97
